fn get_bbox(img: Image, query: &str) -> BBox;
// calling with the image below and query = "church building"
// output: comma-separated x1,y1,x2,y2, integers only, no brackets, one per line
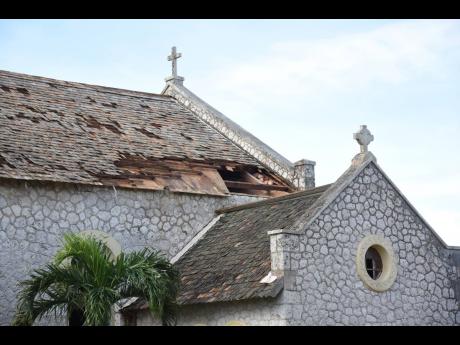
0,48,459,325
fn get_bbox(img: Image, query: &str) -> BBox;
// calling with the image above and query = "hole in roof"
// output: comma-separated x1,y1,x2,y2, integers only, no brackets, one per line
16,87,30,95
134,127,161,139
180,132,193,141
102,102,118,108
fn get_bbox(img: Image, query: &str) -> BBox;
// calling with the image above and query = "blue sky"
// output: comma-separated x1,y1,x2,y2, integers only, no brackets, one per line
1,19,459,245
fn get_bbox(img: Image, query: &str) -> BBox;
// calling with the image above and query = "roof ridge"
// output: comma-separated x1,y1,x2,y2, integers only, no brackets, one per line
0,69,171,101
162,81,307,186
216,184,332,214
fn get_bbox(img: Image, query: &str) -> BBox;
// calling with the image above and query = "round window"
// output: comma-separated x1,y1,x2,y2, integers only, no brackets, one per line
356,235,397,292
365,247,383,280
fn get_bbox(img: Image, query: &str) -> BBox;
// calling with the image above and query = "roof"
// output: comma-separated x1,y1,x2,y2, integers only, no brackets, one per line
0,70,273,193
123,184,330,311
176,184,330,305
162,81,297,181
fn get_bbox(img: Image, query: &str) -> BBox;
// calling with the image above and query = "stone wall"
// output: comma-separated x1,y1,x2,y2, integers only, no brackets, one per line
133,297,287,326
282,162,459,325
0,178,260,325
125,162,459,326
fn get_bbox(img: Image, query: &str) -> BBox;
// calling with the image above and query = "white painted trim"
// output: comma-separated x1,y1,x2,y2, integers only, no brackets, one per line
260,271,278,284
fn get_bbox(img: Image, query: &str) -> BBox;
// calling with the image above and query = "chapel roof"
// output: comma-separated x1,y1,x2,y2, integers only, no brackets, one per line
175,184,331,305
122,183,330,311
0,69,291,195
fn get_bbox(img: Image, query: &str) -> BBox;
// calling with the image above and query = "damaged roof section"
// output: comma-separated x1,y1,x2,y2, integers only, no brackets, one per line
0,70,293,195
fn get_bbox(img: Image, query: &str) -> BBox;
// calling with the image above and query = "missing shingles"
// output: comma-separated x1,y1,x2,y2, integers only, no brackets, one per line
16,87,30,95
23,105,46,114
19,155,40,166
103,124,123,134
86,96,97,104
54,164,68,171
47,83,58,88
111,120,122,129
180,132,193,141
151,122,162,129
16,112,40,123
0,155,15,169
1,85,11,92
140,104,150,109
102,102,118,108
83,115,123,134
134,127,161,139
49,109,64,117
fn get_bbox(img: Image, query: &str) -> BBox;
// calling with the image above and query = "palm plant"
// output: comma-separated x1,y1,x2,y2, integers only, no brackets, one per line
12,233,180,326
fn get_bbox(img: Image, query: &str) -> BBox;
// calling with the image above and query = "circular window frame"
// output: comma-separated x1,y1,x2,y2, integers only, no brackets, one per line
356,234,397,292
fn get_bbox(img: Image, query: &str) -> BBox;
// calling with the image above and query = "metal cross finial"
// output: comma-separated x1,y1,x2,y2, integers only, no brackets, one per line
167,46,182,78
353,125,374,153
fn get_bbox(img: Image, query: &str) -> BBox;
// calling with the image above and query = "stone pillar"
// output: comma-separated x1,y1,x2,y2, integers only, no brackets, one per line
293,159,316,190
268,230,300,291
449,248,460,312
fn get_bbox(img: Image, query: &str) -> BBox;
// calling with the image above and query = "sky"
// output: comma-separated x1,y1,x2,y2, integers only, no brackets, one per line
0,19,459,245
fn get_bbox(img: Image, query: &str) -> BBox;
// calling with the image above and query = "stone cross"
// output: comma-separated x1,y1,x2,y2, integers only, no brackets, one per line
167,46,182,78
353,125,374,153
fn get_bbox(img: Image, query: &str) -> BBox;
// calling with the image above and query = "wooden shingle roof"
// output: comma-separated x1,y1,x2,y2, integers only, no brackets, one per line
174,184,331,304
0,70,270,193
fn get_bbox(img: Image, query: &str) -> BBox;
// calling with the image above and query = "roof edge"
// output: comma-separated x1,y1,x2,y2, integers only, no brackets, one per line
0,69,171,101
171,214,223,264
161,80,309,186
289,152,377,233
370,159,451,249
289,151,456,249
215,184,332,215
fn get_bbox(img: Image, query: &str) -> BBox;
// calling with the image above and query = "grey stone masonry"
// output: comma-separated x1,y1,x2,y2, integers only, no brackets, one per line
449,248,460,320
132,297,289,326
293,159,316,189
268,230,300,291
0,178,261,325
126,156,459,326
162,79,315,190
281,162,458,325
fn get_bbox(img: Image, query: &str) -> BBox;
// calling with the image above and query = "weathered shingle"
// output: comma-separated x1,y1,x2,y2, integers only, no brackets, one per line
0,70,265,190
174,184,331,305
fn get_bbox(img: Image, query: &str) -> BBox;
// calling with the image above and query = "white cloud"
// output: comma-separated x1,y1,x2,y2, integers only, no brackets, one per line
204,20,460,103
421,210,460,246
400,174,460,200
396,174,460,246
192,20,460,246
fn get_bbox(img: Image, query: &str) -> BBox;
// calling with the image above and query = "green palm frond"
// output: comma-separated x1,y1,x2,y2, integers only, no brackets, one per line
13,233,180,326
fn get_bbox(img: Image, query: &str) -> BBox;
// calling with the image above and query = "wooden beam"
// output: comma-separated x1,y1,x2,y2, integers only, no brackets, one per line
223,180,290,191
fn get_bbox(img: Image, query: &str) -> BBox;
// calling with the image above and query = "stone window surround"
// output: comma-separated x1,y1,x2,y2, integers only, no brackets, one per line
356,234,397,292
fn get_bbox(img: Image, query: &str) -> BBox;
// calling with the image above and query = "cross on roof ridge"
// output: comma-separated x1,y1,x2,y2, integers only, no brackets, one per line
353,125,374,153
166,46,184,83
